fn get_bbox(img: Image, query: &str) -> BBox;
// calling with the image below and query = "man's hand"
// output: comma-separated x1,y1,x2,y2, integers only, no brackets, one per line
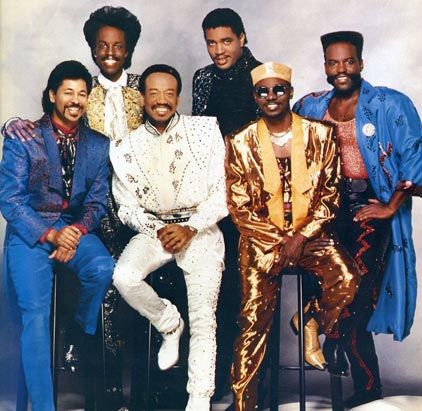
157,224,197,254
276,232,308,270
354,198,395,222
49,246,76,263
303,237,335,257
4,118,37,142
47,226,82,250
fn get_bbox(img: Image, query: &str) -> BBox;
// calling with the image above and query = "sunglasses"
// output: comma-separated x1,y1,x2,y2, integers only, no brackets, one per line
254,84,290,99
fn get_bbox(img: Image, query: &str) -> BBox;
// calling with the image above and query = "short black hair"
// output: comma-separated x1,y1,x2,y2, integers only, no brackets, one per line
42,60,92,114
202,8,248,44
83,6,141,69
321,31,364,60
139,64,182,95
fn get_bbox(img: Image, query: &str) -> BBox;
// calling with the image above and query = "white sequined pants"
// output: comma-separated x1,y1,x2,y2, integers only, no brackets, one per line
113,229,224,400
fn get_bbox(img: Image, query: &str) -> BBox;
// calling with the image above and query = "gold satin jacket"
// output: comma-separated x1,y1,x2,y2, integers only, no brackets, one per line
225,113,340,256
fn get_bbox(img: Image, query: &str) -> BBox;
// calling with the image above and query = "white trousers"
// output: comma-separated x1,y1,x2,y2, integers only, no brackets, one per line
113,229,224,399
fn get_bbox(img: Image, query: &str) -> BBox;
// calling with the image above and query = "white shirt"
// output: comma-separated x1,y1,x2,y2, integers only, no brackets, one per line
98,70,129,141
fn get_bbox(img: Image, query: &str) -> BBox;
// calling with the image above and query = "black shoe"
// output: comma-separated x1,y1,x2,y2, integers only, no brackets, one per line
63,343,80,373
344,388,382,408
323,338,349,377
62,322,86,373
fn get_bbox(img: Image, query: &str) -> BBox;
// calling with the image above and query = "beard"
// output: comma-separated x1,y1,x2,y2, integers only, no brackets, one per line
326,73,362,95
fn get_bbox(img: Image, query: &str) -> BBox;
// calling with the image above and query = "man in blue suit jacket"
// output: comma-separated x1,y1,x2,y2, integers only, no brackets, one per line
0,60,114,411
293,31,422,408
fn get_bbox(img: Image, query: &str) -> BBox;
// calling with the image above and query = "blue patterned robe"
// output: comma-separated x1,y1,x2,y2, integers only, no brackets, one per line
293,79,422,341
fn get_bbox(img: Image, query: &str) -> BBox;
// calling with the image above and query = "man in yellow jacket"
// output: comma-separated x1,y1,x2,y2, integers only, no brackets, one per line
225,62,360,411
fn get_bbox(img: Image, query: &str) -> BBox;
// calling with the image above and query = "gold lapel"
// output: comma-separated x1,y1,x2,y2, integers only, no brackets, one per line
257,119,284,229
291,113,312,229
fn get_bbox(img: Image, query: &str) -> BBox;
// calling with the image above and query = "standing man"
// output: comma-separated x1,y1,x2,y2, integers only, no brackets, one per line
192,8,261,397
192,8,261,135
293,31,422,407
111,64,227,411
0,60,113,411
225,62,360,411
3,8,143,409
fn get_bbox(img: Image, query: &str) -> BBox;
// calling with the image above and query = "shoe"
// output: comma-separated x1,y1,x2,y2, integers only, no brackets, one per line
344,388,382,408
158,318,185,370
290,312,327,371
322,338,349,377
63,343,80,373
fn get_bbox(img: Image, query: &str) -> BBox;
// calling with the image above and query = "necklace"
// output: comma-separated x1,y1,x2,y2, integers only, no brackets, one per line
270,128,292,147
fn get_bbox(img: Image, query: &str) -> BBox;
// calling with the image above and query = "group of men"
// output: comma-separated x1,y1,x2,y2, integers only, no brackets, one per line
1,6,421,411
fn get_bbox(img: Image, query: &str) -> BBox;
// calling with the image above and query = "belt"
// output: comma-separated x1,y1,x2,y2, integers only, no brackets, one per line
343,178,369,193
154,207,197,224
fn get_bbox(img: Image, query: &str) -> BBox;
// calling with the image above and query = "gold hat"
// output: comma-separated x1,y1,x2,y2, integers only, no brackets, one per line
251,62,292,85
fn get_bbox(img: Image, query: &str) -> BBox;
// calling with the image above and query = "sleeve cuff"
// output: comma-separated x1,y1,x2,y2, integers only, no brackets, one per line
39,227,53,244
1,117,20,138
72,223,88,235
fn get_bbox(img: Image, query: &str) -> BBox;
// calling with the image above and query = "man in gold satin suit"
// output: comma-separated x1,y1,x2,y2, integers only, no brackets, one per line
224,62,360,411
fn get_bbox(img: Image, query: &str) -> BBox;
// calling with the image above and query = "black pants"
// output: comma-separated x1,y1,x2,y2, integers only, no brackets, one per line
215,216,241,396
335,179,391,394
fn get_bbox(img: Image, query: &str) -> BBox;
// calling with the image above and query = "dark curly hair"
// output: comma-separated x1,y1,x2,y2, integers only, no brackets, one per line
83,6,141,69
202,8,248,44
139,64,182,95
42,60,92,114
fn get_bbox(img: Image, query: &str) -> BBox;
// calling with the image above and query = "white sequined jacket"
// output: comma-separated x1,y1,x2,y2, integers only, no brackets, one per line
110,113,228,240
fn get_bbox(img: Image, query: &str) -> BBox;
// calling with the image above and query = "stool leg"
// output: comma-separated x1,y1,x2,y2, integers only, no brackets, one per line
95,303,106,410
51,274,59,409
270,293,281,411
330,374,344,411
297,274,306,411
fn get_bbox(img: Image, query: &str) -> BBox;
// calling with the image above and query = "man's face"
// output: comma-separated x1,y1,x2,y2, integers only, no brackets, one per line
49,79,88,129
143,72,179,132
204,26,245,70
94,25,128,81
253,77,292,120
324,42,363,94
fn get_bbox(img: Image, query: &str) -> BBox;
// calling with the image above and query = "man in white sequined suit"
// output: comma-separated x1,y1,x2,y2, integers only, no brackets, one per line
110,64,227,411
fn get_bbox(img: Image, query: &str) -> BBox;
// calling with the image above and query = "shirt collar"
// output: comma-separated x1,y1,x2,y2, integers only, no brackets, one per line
98,70,128,90
50,116,79,140
145,112,180,135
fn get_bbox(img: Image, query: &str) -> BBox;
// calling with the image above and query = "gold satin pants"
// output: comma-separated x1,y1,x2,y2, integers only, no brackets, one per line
232,234,359,411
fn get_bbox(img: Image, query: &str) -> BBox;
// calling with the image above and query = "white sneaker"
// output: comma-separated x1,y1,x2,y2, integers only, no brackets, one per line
157,318,185,370
185,395,211,411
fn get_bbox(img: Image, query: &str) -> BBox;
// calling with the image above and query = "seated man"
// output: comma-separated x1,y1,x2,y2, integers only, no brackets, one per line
0,60,114,411
225,62,360,411
110,64,227,411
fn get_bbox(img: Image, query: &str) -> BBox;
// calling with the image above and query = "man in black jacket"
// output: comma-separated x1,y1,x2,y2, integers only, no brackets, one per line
192,8,261,399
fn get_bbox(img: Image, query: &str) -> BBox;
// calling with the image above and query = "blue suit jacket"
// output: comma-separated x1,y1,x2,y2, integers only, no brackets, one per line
0,114,110,247
293,79,422,341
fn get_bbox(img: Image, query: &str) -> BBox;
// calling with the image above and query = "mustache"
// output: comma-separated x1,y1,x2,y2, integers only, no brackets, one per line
327,73,362,85
100,56,121,62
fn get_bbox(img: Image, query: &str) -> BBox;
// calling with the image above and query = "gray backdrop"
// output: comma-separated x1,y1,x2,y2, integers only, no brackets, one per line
1,0,421,404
